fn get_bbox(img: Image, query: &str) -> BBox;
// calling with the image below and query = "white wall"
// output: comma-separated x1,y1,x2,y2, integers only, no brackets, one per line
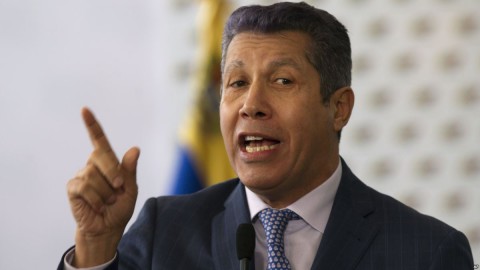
0,1,198,268
0,0,478,269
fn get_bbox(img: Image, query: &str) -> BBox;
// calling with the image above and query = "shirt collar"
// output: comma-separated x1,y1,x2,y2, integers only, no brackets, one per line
245,160,342,234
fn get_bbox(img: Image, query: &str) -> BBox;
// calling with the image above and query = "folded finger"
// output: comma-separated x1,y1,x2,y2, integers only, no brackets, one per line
89,149,123,188
69,165,117,210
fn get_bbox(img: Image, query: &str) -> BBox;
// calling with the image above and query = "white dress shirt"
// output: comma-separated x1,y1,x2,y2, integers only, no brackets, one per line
246,162,342,270
64,162,342,270
63,251,114,270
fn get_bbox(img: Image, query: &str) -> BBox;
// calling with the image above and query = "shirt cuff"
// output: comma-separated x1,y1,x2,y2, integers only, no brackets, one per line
63,248,116,270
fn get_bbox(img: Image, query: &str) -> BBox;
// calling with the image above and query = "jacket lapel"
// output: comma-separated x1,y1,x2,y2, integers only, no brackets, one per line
210,160,379,270
211,180,252,270
310,159,379,270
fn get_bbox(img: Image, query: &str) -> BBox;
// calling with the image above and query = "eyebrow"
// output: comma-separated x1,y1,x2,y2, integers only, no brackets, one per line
224,58,302,75
268,58,302,70
224,60,244,75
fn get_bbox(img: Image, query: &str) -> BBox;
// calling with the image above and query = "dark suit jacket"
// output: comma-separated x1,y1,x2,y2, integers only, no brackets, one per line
60,160,474,269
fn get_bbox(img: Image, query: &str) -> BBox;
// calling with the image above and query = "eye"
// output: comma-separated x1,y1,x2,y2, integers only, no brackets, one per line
230,80,247,88
275,78,292,85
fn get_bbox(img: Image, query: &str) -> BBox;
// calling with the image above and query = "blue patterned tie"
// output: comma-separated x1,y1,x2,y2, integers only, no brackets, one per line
258,208,300,270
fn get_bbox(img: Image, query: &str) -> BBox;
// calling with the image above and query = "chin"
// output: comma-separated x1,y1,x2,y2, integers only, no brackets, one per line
239,173,280,190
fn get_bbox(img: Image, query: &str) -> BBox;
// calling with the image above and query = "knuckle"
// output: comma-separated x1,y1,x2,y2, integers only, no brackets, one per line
84,193,102,210
84,165,98,179
90,149,101,160
76,181,89,194
66,178,78,195
105,166,120,180
67,178,92,201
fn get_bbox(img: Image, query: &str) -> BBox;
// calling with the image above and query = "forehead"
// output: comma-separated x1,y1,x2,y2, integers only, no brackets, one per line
224,31,312,69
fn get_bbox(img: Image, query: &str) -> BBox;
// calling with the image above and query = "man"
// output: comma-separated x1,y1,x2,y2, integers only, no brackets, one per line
60,2,474,269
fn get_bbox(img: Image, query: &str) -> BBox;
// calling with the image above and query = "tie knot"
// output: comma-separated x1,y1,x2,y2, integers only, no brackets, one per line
258,208,300,234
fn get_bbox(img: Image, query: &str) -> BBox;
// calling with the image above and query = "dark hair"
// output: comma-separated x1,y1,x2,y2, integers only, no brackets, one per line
221,2,351,102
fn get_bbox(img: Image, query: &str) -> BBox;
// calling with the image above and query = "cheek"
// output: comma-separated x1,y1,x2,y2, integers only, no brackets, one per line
287,104,333,145
220,106,235,146
283,104,314,130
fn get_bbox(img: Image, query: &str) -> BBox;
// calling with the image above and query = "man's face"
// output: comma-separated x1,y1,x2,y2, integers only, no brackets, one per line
220,31,345,207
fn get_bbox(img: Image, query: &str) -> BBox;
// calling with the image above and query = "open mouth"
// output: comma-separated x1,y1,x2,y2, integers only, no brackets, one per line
242,135,280,153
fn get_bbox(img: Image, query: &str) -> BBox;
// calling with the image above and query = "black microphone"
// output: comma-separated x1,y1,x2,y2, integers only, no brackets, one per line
236,223,255,270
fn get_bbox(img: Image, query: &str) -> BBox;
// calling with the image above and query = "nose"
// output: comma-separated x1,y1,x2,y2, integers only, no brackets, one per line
239,82,271,120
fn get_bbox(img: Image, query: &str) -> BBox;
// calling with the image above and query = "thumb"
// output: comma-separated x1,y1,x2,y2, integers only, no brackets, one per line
121,147,141,175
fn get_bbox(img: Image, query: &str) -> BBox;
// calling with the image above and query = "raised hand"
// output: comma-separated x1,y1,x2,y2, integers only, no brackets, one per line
67,108,140,267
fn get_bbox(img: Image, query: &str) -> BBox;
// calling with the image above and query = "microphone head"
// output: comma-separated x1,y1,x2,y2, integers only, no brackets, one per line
236,223,256,260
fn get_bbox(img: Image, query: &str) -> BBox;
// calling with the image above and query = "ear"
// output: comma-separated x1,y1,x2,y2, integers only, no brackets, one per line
330,87,354,132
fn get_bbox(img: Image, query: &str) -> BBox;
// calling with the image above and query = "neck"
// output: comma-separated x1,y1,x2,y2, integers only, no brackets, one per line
256,158,340,209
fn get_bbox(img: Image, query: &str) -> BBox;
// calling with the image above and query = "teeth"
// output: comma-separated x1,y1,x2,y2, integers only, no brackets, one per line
246,144,277,153
245,136,263,141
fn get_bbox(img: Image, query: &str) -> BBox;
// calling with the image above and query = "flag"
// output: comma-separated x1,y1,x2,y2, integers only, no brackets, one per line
171,0,235,194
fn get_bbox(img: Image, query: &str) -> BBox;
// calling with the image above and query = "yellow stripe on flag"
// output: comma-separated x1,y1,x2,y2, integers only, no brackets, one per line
179,0,236,187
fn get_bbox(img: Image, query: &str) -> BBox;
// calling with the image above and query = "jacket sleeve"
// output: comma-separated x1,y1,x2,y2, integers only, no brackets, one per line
117,197,158,270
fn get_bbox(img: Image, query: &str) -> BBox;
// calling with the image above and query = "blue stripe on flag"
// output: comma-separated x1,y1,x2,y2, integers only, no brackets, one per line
171,146,204,194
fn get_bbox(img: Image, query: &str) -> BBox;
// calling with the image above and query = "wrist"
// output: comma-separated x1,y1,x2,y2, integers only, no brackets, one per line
73,229,122,267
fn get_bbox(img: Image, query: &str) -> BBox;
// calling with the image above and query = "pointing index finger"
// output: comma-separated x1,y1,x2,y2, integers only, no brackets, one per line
81,107,123,188
81,107,115,154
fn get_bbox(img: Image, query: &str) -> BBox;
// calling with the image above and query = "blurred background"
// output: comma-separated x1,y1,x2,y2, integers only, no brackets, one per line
0,0,478,268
